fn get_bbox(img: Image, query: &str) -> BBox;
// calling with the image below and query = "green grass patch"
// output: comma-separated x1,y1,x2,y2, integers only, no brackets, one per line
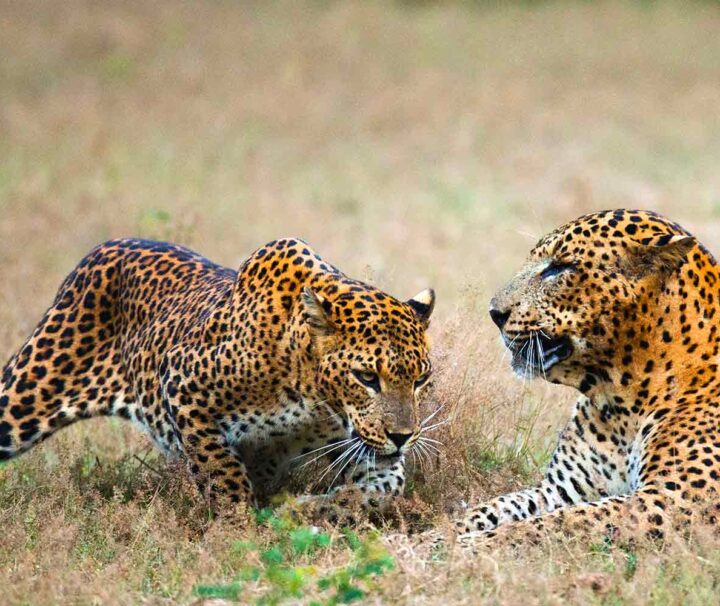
193,510,394,604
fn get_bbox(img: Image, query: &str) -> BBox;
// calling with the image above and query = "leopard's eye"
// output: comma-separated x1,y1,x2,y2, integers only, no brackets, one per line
353,369,381,392
540,261,576,280
414,373,432,390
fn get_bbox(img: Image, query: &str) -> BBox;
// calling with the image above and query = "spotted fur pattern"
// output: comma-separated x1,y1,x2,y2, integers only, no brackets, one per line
0,238,435,511
456,209,720,548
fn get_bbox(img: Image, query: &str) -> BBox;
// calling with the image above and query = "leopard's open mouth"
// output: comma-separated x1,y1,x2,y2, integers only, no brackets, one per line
505,332,573,376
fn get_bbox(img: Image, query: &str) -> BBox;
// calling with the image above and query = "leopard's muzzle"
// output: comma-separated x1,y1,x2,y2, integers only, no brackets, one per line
505,332,573,377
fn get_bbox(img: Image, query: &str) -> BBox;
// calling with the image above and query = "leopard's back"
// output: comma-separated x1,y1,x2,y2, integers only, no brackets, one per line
0,239,235,458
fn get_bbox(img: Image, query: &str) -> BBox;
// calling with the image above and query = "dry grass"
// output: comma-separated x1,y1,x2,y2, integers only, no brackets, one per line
2,0,720,603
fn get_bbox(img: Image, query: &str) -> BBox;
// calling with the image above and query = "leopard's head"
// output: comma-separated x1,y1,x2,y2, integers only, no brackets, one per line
489,209,700,393
303,285,435,457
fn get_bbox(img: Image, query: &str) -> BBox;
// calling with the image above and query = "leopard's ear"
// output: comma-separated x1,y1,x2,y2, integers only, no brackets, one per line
301,287,335,337
624,234,696,277
407,288,435,325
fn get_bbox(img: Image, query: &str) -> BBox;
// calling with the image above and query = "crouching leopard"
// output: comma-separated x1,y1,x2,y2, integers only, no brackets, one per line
0,237,437,513
454,209,720,549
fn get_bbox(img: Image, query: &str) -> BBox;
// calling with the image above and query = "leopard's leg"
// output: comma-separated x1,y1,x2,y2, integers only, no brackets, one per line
180,424,255,511
456,479,573,534
457,487,668,551
296,452,406,523
163,365,255,511
338,454,406,500
458,402,627,533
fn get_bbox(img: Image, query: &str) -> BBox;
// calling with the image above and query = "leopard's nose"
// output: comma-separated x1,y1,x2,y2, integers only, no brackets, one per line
386,431,412,450
489,307,511,330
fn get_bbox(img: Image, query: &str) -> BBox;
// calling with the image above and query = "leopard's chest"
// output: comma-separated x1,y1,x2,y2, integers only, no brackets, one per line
584,447,633,497
220,398,326,446
568,397,641,498
111,393,180,456
219,397,349,492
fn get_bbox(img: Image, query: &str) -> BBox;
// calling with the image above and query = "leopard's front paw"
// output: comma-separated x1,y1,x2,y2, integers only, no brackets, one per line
419,527,453,558
456,505,500,533
455,530,493,554
290,494,361,526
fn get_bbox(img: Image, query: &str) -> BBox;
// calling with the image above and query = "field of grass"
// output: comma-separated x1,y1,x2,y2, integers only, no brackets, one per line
2,0,720,603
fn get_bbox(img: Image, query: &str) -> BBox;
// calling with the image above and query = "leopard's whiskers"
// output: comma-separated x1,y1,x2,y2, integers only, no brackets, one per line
415,441,433,469
326,440,365,494
315,438,361,488
420,404,445,428
535,331,548,382
347,444,367,484
411,448,426,474
417,438,441,461
420,419,450,434
292,437,355,464
297,442,355,470
501,333,521,364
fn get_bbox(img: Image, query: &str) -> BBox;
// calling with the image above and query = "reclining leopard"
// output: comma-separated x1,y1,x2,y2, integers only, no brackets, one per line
455,209,720,548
